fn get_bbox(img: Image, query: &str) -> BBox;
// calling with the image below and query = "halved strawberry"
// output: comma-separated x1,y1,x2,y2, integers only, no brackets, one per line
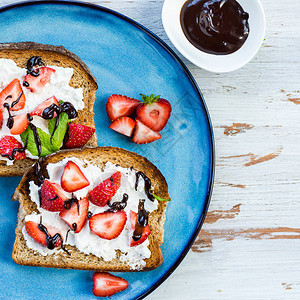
25,221,62,248
132,119,161,144
92,272,128,297
61,161,90,192
89,210,127,240
106,94,140,122
40,180,68,212
10,114,29,135
23,67,55,93
88,172,121,207
136,94,171,131
59,197,89,233
109,116,135,137
30,96,59,117
130,210,151,247
0,78,26,111
63,123,95,149
0,135,26,160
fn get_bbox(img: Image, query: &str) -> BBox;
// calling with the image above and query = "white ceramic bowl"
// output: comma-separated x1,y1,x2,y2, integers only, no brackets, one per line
162,0,266,73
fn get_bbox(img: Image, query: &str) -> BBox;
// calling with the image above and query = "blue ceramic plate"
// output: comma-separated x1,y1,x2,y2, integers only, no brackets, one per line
0,1,214,299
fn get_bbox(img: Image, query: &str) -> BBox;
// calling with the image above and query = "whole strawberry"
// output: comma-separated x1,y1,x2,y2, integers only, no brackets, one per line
136,94,172,131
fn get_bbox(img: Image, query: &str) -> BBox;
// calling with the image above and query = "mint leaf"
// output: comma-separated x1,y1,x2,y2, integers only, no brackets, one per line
152,193,171,202
48,112,70,150
21,126,53,157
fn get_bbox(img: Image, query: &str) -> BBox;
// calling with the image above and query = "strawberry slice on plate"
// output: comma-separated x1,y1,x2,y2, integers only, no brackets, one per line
0,78,26,111
0,135,26,160
40,180,68,212
136,94,171,131
61,161,90,192
25,221,62,248
132,119,161,144
88,171,121,207
106,94,140,121
59,197,89,233
63,123,95,149
92,272,128,297
129,210,151,247
10,114,29,135
23,66,55,93
89,210,127,240
109,116,135,137
30,96,59,117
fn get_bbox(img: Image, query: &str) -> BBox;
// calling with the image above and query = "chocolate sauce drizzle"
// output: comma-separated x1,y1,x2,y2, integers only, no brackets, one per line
87,211,93,220
38,217,70,255
11,91,24,108
29,123,41,156
3,103,14,129
26,56,45,76
106,193,128,212
64,195,79,212
35,157,46,186
135,171,154,202
132,199,149,241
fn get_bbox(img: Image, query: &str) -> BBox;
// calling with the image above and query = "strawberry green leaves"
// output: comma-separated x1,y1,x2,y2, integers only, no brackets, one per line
152,193,170,202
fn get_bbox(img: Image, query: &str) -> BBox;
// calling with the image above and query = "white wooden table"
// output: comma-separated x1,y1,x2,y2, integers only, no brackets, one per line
2,0,300,299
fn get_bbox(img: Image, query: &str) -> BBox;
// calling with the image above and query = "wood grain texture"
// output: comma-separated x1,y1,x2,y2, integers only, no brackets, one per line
2,0,300,299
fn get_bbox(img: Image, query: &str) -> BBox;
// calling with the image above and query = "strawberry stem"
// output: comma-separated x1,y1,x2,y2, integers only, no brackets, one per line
140,93,161,104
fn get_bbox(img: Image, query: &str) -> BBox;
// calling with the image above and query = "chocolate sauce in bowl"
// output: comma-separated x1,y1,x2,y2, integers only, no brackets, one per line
180,0,250,55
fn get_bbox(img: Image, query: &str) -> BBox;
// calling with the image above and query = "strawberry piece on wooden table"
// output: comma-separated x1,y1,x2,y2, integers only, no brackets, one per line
92,272,128,297
132,119,161,144
61,161,90,192
30,96,59,117
23,66,55,93
106,94,140,121
89,210,127,240
88,171,121,207
0,78,26,111
40,180,68,212
25,221,62,248
59,197,89,233
129,210,151,247
136,94,171,131
63,123,95,149
0,135,26,160
109,116,135,137
10,114,29,135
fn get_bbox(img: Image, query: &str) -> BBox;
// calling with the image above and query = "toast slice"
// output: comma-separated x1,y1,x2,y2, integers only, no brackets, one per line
0,42,98,176
12,147,169,271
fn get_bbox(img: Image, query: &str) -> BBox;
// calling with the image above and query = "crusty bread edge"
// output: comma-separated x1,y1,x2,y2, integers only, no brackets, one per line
12,147,169,271
0,42,98,177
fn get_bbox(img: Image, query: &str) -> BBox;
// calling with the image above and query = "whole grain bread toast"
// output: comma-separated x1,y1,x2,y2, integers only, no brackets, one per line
0,42,98,177
12,147,169,271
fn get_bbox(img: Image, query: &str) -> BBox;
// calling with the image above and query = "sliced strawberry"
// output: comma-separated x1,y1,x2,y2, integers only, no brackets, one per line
109,116,135,137
130,210,151,247
59,197,89,233
92,272,128,297
0,109,3,129
63,123,95,149
40,180,68,212
89,210,127,240
132,119,161,144
0,135,26,160
30,96,59,117
25,221,62,247
106,94,140,122
0,78,26,111
10,114,29,135
23,67,55,93
61,161,90,192
136,94,171,131
88,172,121,207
